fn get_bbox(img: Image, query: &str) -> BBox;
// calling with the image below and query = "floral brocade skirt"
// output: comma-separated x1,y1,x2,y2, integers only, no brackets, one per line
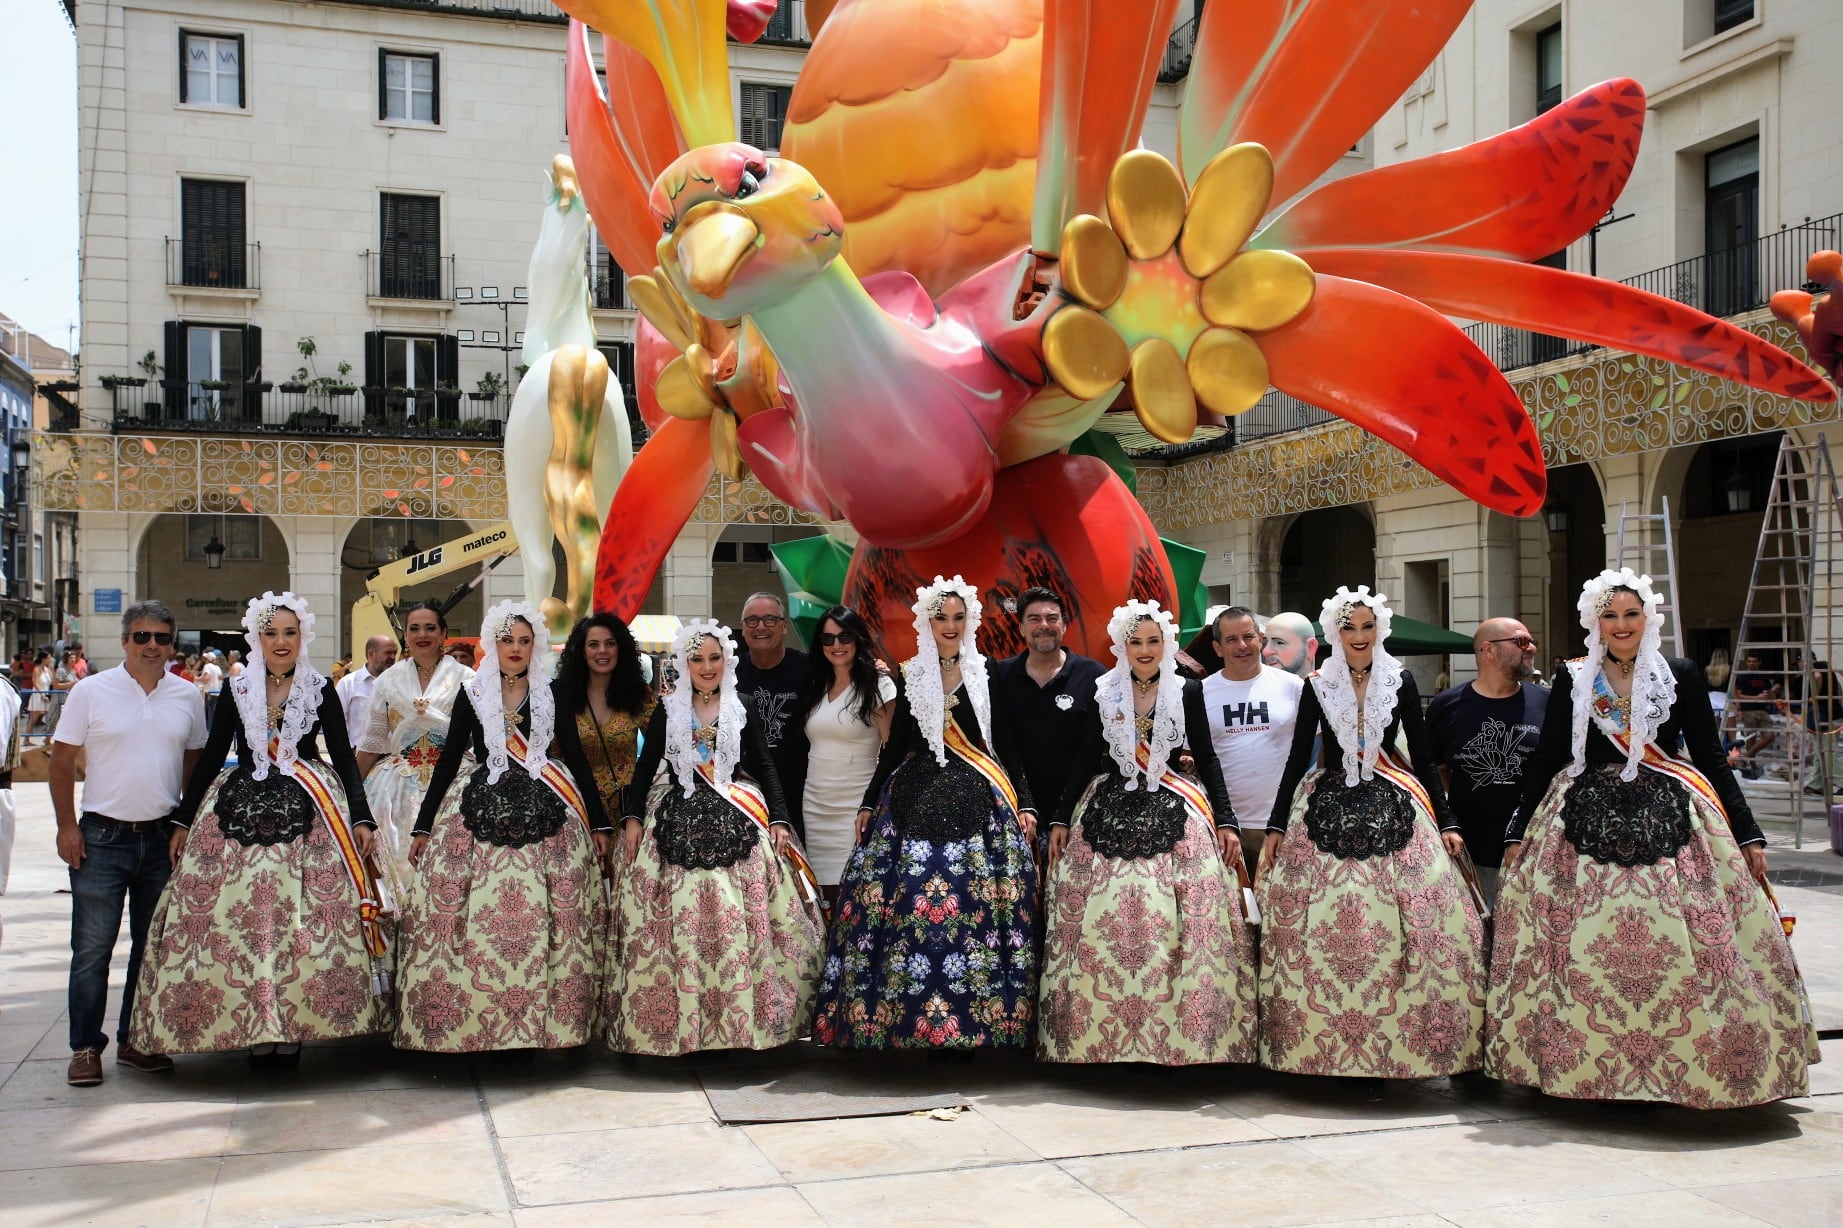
1257,770,1486,1078
812,758,1038,1050
1037,774,1257,1065
392,765,606,1052
602,777,823,1056
1484,766,1818,1107
363,736,456,912
130,763,393,1054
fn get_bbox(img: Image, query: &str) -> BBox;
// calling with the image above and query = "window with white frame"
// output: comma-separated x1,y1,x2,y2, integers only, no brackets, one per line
739,82,792,153
380,51,439,124
180,31,243,108
384,335,438,391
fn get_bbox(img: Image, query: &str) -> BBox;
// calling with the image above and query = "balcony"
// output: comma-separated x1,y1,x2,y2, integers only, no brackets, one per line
320,0,563,22
1159,15,1200,83
755,0,814,47
366,251,456,303
1464,211,1842,373
591,273,634,311
166,238,260,293
100,379,511,441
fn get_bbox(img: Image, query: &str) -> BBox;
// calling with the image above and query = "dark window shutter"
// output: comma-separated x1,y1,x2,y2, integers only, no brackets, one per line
430,55,440,126
378,48,389,120
164,320,188,416
381,193,441,298
437,334,458,384
180,180,246,287
364,330,385,389
243,324,263,383
235,34,245,108
178,31,189,103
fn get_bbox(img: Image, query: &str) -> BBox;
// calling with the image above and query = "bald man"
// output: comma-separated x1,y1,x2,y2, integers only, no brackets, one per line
1423,617,1547,900
335,633,399,736
1261,612,1319,678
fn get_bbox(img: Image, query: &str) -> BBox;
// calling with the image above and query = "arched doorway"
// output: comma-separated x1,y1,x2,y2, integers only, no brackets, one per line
337,517,490,651
1542,462,1606,660
1278,506,1375,615
1675,432,1784,668
136,512,292,659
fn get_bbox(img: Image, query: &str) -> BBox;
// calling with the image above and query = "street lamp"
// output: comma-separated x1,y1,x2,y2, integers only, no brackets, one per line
1544,502,1570,534
1722,470,1754,514
203,534,226,569
10,438,29,473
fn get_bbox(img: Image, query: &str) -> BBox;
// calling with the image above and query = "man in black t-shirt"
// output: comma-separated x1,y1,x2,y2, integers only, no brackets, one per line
1731,652,1780,777
734,592,809,839
1426,617,1548,902
990,586,1105,823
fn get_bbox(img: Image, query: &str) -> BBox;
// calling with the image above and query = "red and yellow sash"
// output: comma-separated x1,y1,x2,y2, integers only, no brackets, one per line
943,715,1019,814
1131,740,1260,922
506,729,594,837
1371,749,1491,923
1601,725,1729,819
283,750,390,964
693,759,820,904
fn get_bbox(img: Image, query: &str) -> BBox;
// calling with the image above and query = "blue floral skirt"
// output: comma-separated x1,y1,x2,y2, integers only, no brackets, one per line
811,758,1038,1049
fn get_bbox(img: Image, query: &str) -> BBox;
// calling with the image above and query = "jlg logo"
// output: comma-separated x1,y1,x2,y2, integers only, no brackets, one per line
405,546,444,575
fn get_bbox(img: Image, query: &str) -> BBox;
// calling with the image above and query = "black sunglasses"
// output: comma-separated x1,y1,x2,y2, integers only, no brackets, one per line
816,630,858,647
129,631,175,646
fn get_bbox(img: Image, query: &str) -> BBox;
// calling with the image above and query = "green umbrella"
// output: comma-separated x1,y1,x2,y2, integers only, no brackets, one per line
769,534,854,648
1311,613,1473,656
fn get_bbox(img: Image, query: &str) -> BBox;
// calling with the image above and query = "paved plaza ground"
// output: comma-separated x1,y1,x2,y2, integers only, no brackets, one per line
2,782,1840,1227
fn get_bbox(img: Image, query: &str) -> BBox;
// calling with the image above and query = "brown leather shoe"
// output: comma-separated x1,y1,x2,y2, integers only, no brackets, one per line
116,1042,174,1073
67,1048,103,1087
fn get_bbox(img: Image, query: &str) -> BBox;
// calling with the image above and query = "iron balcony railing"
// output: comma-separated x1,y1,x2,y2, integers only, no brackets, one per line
1464,211,1842,374
165,238,259,291
755,0,814,47
317,0,564,23
107,380,512,440
366,250,456,302
1159,15,1200,83
591,273,634,311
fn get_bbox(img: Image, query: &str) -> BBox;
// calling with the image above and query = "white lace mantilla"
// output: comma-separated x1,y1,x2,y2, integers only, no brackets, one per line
1094,600,1183,792
1567,567,1677,781
468,599,554,784
906,575,992,764
1315,586,1401,785
663,619,745,796
235,591,326,781
358,654,473,759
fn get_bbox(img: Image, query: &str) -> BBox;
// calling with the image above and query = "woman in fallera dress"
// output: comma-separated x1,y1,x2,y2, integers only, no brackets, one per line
131,592,391,1067
812,575,1039,1051
1257,586,1485,1080
798,605,897,905
1486,569,1818,1107
1038,600,1257,1065
355,601,474,907
394,601,610,1053
604,620,823,1056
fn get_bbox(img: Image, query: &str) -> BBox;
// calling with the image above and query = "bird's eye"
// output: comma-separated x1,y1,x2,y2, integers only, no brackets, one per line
661,217,676,234
736,168,762,199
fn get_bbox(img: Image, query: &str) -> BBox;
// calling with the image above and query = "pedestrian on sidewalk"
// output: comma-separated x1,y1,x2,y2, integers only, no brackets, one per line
50,600,208,1087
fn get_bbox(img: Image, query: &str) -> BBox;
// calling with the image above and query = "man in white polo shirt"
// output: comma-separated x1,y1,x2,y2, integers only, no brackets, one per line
1202,606,1304,881
336,633,398,735
51,600,209,1088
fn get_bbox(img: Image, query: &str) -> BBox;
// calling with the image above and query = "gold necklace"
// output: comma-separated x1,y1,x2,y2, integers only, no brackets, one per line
1609,655,1635,679
1133,711,1155,738
939,653,960,669
1131,674,1157,695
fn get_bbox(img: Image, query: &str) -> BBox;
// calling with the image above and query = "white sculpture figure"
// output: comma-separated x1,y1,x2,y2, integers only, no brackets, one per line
504,154,634,638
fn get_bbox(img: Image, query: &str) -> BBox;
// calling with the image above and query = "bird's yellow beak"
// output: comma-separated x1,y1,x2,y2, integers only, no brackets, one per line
675,204,760,301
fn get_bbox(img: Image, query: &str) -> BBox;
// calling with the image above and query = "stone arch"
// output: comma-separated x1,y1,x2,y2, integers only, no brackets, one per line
1277,504,1376,616
135,511,294,657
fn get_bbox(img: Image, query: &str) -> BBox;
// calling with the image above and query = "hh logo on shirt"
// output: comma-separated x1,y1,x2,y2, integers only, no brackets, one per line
1220,701,1271,729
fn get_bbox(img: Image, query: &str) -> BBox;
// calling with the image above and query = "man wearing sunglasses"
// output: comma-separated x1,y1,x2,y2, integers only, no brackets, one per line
1424,617,1547,902
50,601,209,1087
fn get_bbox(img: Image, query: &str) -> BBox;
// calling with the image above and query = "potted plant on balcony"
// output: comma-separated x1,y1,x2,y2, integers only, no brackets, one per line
281,366,310,395
435,379,463,410
459,416,503,440
100,373,146,391
471,371,505,403
138,351,165,419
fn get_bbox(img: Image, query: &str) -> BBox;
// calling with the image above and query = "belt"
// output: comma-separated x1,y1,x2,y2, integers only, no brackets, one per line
82,812,166,834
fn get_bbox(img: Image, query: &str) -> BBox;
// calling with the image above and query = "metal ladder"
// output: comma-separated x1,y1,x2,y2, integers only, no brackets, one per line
1615,495,1684,658
1725,434,1843,849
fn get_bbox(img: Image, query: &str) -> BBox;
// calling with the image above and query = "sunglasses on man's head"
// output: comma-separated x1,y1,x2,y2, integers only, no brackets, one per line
816,630,858,647
129,631,175,645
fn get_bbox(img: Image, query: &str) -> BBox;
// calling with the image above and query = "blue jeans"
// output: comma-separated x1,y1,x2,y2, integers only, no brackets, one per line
68,815,171,1053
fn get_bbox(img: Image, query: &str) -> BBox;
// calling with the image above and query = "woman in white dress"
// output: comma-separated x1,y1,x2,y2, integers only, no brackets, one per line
354,601,474,905
798,605,896,903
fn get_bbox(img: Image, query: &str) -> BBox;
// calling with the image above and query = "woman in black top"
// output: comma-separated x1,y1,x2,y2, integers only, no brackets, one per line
1037,600,1257,1065
1485,570,1816,1106
602,620,823,1056
393,601,610,1054
130,592,389,1066
1257,586,1486,1080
